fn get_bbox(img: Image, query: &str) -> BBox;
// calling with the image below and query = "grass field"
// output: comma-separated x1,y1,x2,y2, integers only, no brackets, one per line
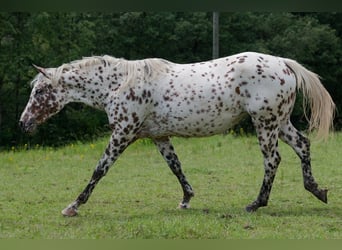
0,132,341,239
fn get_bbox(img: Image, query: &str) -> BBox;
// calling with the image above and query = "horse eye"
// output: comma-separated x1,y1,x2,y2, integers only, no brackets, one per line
35,88,45,95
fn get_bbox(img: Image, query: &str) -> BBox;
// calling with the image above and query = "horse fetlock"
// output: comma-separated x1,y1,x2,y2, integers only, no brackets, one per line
185,187,195,198
304,180,318,190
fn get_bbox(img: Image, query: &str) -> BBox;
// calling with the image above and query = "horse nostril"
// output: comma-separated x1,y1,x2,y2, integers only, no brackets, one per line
19,119,35,132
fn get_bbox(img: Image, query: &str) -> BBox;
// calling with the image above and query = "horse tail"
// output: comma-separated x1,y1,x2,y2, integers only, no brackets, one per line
284,58,335,140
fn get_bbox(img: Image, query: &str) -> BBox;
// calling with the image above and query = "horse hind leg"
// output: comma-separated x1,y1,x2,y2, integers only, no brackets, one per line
246,118,282,212
279,121,328,203
153,137,194,209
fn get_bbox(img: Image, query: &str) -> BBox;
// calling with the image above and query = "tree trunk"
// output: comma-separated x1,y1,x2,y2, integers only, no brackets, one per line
212,12,219,59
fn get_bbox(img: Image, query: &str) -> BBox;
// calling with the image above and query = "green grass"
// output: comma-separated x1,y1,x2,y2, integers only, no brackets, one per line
0,133,342,239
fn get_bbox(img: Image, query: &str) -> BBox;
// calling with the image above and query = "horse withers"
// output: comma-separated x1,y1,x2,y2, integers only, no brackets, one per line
19,52,335,216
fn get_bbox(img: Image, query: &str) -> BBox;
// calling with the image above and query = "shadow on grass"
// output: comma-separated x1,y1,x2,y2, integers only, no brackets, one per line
63,198,341,222
160,204,342,218
258,204,342,218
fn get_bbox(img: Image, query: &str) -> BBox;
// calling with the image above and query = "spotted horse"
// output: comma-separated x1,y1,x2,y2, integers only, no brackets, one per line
19,52,335,216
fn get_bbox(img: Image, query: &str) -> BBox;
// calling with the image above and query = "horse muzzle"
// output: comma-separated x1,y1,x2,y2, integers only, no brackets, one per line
19,118,37,134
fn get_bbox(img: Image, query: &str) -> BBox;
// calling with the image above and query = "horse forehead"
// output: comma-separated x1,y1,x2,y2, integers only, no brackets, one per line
32,78,47,88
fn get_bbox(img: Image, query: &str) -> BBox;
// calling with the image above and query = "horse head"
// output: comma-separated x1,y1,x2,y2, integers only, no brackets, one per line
19,65,69,133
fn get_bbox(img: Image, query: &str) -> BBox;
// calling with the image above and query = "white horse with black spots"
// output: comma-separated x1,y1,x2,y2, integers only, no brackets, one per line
19,52,335,216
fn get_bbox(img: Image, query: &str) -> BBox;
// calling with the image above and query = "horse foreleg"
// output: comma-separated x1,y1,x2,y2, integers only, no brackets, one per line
61,133,134,217
153,137,194,209
246,121,281,212
279,121,328,203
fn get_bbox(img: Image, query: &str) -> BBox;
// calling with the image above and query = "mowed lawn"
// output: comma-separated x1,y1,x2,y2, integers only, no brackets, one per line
0,132,341,239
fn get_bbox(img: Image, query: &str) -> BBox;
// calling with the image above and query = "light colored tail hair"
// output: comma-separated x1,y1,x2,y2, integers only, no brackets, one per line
284,58,335,139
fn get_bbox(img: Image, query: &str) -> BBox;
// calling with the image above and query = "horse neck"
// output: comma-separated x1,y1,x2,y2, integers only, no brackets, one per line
62,67,117,110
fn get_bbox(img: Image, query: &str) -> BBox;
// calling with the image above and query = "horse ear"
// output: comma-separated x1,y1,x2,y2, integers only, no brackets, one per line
32,64,51,79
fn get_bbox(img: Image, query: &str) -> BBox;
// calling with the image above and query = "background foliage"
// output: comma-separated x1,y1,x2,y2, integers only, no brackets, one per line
0,12,341,148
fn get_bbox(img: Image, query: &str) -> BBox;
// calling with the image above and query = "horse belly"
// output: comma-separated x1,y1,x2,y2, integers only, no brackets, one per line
140,95,246,138
170,110,246,137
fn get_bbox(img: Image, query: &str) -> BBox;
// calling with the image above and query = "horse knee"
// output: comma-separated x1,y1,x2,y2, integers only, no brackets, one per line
274,150,281,164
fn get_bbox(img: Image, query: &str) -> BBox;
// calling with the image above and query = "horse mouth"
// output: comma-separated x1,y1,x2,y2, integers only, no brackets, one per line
19,119,37,134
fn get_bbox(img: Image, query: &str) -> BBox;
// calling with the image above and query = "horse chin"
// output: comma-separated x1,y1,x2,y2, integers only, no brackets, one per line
26,125,38,134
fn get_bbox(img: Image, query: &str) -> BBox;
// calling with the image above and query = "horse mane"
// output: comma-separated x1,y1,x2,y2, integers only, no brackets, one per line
52,55,171,87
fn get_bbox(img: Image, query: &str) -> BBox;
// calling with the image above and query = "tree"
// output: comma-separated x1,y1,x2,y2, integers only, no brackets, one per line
0,13,33,146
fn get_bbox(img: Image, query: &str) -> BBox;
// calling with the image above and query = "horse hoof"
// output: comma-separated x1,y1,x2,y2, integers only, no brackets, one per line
245,205,257,213
178,202,190,209
317,188,328,204
245,201,259,213
61,206,78,217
